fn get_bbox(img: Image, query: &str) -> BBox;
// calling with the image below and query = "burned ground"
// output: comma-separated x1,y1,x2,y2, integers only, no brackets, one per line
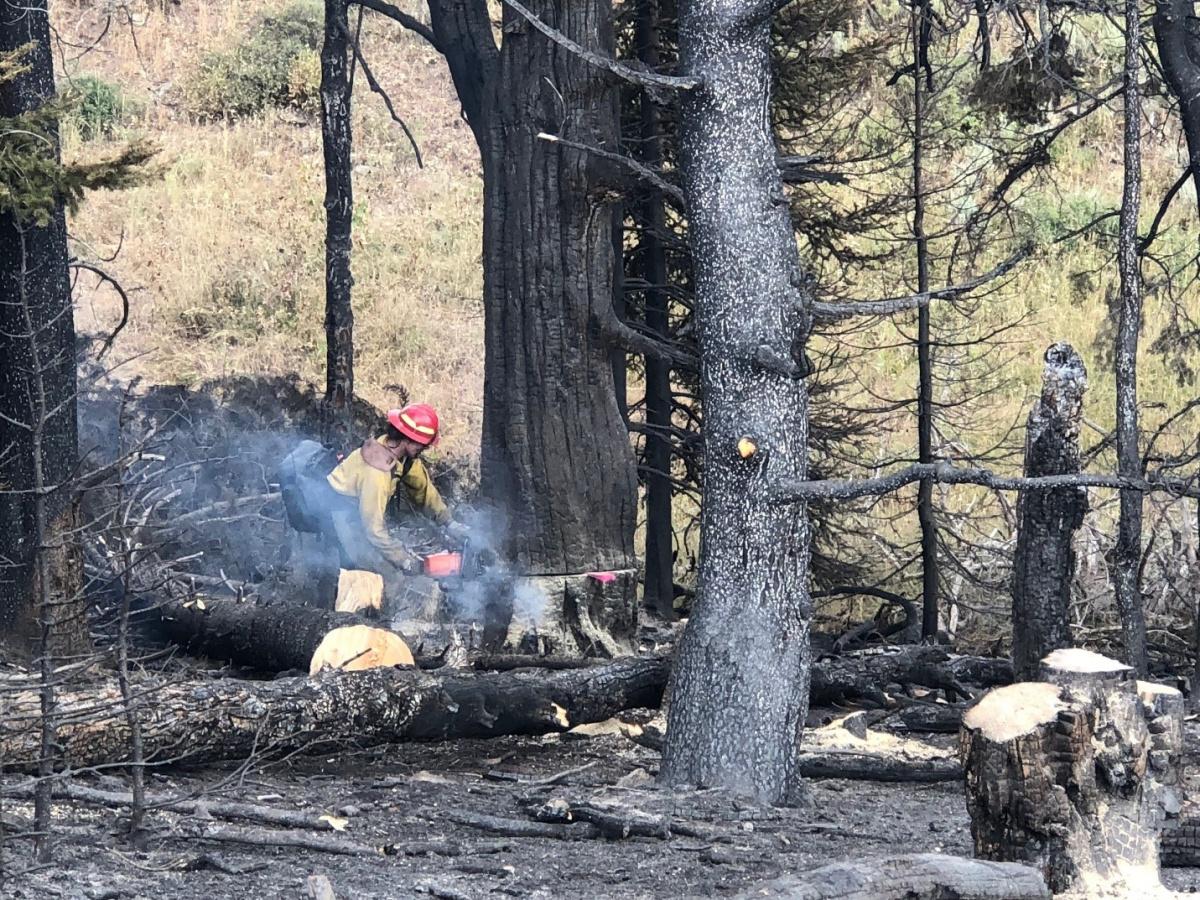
5,715,1200,899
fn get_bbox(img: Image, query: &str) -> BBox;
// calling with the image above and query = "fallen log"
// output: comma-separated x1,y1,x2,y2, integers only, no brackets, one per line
811,646,1011,707
1,779,345,831
0,655,670,771
151,597,380,672
796,751,960,783
727,854,1049,900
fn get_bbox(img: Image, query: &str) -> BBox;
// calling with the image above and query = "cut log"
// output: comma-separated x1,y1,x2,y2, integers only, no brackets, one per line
0,655,670,771
151,597,380,672
727,853,1049,900
960,648,1184,895
309,625,414,675
334,569,383,614
1011,343,1088,681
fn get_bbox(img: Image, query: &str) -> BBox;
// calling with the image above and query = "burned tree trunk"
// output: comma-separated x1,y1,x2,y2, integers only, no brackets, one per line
960,648,1183,895
1011,343,1087,681
0,2,89,661
659,0,814,805
422,0,639,649
1153,0,1200,213
320,0,355,439
1115,0,1149,676
0,655,670,771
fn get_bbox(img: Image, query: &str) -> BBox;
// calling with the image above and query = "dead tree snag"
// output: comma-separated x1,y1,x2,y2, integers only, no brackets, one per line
960,647,1183,895
1011,343,1087,680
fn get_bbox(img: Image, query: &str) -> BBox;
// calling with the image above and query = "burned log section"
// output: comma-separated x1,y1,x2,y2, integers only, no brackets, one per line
1,655,671,772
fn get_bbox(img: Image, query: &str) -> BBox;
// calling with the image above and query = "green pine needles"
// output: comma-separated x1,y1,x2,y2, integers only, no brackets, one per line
0,45,155,225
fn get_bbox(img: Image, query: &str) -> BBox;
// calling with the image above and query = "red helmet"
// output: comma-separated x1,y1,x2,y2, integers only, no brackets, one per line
388,403,439,446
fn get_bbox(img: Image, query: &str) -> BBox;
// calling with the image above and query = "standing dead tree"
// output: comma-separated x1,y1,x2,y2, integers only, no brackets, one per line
1115,0,1149,676
1011,343,1087,681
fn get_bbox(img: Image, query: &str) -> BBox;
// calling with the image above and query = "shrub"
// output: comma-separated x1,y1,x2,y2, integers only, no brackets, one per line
183,2,323,120
64,75,126,140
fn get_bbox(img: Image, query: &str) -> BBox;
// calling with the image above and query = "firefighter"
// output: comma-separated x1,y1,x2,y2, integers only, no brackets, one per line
323,403,468,575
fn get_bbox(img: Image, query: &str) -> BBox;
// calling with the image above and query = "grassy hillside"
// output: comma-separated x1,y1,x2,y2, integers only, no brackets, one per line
61,0,485,458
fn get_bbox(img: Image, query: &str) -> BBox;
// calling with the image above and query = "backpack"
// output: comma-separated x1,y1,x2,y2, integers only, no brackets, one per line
278,440,341,533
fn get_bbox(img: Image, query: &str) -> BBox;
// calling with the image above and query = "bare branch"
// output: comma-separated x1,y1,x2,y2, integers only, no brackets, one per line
500,0,701,92
774,461,1200,503
351,0,439,50
70,260,129,360
334,17,424,168
537,132,685,206
811,247,1029,322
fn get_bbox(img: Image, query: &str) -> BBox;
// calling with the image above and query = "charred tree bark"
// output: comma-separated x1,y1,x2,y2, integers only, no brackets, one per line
426,0,637,585
1115,0,1149,676
659,0,813,805
636,0,676,622
418,0,637,640
961,648,1183,895
320,0,355,440
0,655,671,771
0,1,89,662
912,0,939,642
1152,0,1200,213
1011,343,1087,681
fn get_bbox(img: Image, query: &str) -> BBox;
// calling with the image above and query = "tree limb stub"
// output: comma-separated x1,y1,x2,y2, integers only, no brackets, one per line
500,0,701,93
774,460,1200,503
0,656,670,771
727,853,1049,900
811,248,1030,323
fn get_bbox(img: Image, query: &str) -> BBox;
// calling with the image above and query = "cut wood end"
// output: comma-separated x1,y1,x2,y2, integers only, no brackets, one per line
962,682,1064,743
551,702,570,728
1137,680,1183,705
335,568,384,614
1041,647,1130,676
309,625,415,676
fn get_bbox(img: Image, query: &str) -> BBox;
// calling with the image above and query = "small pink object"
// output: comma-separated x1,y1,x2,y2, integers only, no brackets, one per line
587,572,617,584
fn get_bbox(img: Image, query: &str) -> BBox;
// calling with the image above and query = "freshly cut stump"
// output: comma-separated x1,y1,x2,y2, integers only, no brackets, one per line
309,625,415,675
960,648,1183,896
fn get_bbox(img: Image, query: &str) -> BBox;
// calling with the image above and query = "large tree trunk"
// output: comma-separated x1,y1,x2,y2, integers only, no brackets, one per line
0,0,89,662
425,0,639,645
659,0,813,805
320,0,355,440
1011,343,1087,681
961,648,1183,895
1115,0,1149,676
1153,0,1200,214
0,655,671,771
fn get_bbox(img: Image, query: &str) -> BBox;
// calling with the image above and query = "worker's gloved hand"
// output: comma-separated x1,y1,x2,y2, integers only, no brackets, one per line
391,554,424,577
445,520,471,542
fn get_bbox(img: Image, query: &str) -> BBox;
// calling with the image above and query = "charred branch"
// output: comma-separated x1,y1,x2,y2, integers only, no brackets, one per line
774,461,1200,503
500,0,701,93
811,248,1029,323
350,0,439,49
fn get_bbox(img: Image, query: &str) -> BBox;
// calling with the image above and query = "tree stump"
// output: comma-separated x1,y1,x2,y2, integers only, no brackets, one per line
960,648,1183,896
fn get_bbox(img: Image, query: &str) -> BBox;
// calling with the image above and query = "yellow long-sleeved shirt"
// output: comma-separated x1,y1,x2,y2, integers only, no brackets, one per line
326,437,451,566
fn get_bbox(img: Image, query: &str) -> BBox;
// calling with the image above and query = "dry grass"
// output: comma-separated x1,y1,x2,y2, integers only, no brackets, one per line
60,0,485,457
